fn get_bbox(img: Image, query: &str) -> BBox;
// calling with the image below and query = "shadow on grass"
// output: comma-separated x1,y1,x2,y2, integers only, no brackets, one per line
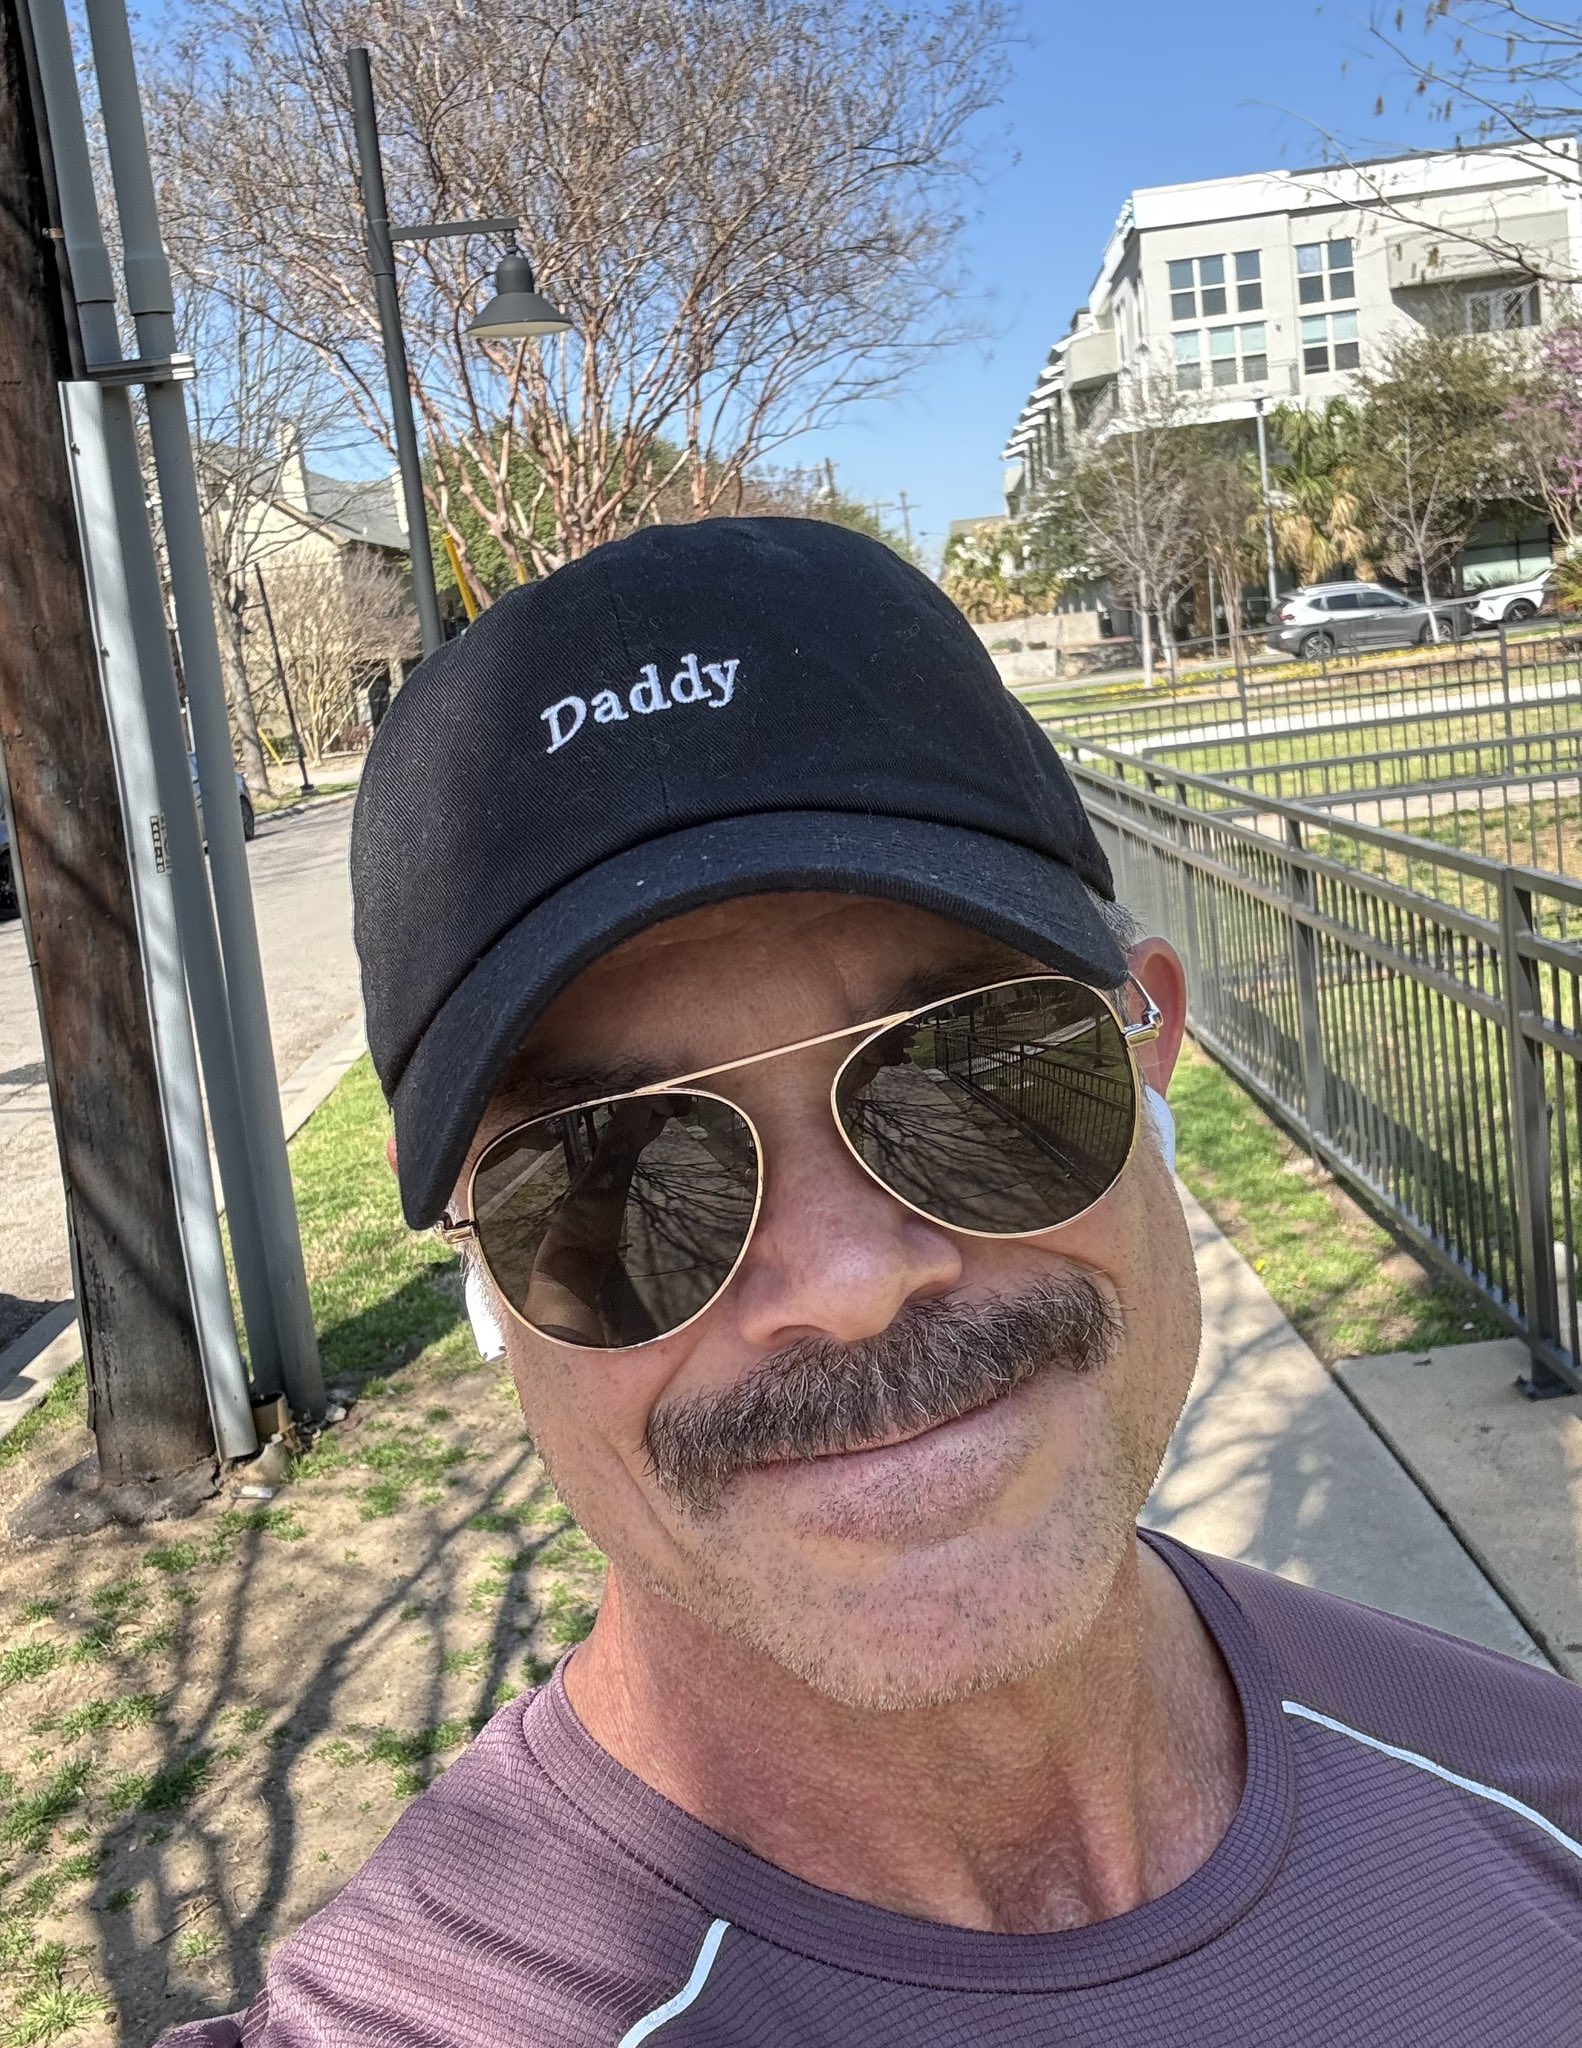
0,1061,607,2045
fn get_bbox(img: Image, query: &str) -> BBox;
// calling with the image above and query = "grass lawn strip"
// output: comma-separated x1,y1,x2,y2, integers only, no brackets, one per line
1171,1040,1503,1362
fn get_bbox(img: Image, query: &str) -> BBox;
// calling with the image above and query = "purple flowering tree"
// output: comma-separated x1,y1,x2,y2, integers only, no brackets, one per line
1506,316,1582,555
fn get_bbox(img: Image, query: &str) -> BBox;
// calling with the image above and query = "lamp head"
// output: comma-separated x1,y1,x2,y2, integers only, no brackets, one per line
468,248,571,341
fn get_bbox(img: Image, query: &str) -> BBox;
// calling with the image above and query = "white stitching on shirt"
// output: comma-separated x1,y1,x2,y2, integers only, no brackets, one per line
617,1918,732,2045
1282,1699,1582,1863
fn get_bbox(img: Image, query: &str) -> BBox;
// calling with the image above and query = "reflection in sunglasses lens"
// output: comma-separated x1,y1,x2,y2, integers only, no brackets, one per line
835,980,1135,1234
472,1093,758,1347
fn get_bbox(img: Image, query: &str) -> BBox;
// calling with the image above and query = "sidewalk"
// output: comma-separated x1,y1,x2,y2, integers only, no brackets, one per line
0,1016,369,1445
1143,1182,1553,1671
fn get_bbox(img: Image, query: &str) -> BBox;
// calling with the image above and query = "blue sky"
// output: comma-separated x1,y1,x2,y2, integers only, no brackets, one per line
796,0,1452,562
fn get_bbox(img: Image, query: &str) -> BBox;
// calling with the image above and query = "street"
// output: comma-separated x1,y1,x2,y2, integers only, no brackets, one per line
0,795,360,1355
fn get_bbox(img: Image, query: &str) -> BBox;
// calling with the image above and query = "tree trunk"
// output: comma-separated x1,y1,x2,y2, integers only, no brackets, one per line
218,576,271,792
1419,550,1441,643
0,0,213,1484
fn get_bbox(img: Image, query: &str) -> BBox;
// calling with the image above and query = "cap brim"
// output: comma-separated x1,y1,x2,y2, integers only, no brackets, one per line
391,809,1129,1227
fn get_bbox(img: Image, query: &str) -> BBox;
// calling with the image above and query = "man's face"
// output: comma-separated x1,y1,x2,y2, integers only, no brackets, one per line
457,893,1200,1710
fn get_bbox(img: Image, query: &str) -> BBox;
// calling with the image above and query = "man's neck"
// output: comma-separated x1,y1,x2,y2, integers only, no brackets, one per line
562,1538,1246,1935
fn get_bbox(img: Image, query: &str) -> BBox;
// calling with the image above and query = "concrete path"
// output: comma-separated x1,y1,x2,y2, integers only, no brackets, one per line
1336,1339,1582,1681
1143,1183,1550,1669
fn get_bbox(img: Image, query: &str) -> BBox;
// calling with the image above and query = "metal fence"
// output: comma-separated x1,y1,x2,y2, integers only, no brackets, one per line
1065,751,1582,1395
1026,616,1582,760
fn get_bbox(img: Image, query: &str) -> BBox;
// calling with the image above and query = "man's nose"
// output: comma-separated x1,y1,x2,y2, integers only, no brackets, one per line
726,1088,964,1351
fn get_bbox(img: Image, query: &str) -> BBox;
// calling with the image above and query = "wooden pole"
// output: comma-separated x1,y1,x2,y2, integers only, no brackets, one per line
0,0,212,1483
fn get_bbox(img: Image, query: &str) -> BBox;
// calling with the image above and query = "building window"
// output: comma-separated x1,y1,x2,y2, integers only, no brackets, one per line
1174,330,1202,390
1302,309,1360,375
1206,322,1268,386
1168,254,1227,322
1467,282,1541,332
1235,250,1262,312
1296,238,1355,305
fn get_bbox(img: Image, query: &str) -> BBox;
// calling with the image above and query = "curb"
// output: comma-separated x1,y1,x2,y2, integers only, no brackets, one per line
0,1013,369,1444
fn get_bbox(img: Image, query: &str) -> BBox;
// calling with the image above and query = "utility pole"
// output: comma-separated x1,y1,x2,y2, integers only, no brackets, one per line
0,0,213,1482
894,490,915,553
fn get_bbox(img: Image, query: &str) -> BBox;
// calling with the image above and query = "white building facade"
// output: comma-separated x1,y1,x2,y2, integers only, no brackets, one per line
1003,141,1582,589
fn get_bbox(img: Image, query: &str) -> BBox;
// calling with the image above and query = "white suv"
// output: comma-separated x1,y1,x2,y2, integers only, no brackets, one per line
1468,569,1550,627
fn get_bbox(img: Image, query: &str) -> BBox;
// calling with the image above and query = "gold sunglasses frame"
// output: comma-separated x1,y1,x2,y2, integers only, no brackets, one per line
438,972,1163,1352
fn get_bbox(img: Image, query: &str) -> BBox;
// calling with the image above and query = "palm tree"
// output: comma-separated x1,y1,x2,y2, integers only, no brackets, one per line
1267,400,1375,584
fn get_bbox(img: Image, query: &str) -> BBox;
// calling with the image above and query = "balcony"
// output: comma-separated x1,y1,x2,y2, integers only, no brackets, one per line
1386,211,1568,290
1063,327,1120,392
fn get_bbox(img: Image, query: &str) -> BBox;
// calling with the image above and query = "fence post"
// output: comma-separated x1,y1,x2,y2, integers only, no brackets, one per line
1233,639,1253,773
1171,776,1204,1018
1284,815,1328,1146
1498,617,1515,779
1498,871,1571,1398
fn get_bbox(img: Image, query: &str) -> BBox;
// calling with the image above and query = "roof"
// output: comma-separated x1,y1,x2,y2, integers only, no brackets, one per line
302,469,409,554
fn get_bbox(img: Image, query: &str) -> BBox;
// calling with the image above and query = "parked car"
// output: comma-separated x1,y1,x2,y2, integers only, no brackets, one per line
189,752,255,843
1468,568,1551,628
1266,582,1472,660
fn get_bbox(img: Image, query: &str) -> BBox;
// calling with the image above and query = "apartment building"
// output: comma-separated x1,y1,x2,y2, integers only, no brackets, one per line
1002,141,1582,585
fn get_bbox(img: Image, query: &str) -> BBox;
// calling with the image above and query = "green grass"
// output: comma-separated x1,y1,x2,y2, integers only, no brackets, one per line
288,1058,466,1392
51,1695,159,1744
0,1645,62,1691
214,1506,306,1542
106,1750,210,1817
0,1763,93,1855
0,1365,84,1472
143,1541,203,1575
361,1720,472,1798
173,1924,220,1965
1172,1042,1503,1360
542,1582,598,1649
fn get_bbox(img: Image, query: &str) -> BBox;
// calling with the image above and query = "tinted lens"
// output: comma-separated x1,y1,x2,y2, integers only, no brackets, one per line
470,1092,758,1348
834,979,1136,1235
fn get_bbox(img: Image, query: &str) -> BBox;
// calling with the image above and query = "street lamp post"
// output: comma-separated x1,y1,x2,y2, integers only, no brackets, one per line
346,49,571,659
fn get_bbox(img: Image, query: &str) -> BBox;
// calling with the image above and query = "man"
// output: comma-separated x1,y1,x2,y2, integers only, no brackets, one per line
166,520,1582,2047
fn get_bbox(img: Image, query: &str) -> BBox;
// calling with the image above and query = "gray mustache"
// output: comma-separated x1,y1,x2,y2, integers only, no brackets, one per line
644,1275,1120,1513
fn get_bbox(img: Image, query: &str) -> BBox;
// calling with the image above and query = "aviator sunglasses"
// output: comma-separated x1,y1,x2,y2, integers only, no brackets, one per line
439,973,1162,1351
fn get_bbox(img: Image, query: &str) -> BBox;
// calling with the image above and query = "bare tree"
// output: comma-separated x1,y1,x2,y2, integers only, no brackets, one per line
1183,448,1261,666
1294,6,1582,286
146,0,1010,599
1047,372,1201,685
250,553,416,759
174,256,366,790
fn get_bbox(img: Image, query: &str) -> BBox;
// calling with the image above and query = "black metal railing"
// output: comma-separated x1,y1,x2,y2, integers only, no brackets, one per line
1066,755,1582,1397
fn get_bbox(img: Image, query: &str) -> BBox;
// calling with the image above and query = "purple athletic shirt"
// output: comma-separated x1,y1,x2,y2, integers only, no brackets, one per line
158,1535,1582,2046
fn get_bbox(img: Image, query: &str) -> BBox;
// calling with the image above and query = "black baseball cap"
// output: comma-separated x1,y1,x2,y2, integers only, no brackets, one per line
351,517,1126,1228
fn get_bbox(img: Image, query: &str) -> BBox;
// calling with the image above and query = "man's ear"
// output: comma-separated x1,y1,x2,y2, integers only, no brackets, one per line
386,1131,399,1177
1126,935,1187,1095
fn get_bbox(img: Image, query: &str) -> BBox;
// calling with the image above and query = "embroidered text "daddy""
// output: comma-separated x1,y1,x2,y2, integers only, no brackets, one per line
541,654,740,755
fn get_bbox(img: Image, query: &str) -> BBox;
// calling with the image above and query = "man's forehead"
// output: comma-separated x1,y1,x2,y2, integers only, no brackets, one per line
481,893,1038,1128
